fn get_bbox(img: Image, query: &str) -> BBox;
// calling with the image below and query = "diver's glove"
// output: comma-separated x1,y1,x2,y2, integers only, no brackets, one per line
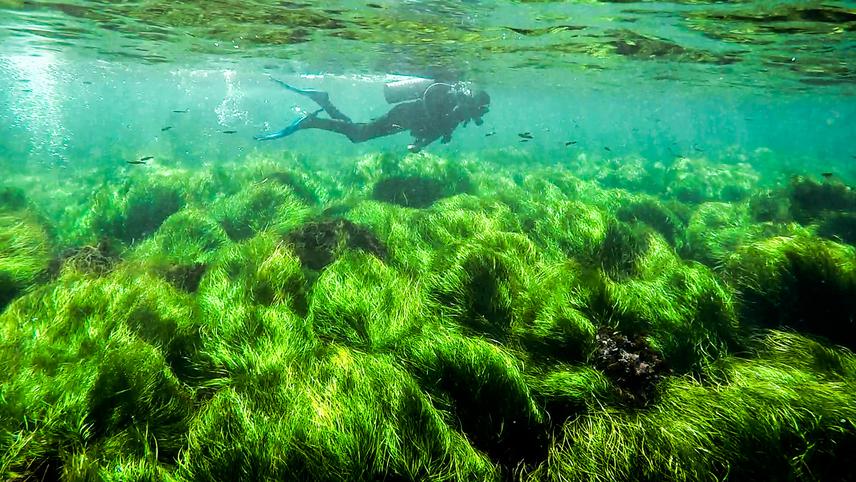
254,108,322,141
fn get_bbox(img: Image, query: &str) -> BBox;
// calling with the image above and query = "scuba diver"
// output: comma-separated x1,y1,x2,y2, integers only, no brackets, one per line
254,77,490,152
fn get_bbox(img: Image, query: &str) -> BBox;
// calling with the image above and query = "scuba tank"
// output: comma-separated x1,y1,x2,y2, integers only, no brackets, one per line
383,78,436,104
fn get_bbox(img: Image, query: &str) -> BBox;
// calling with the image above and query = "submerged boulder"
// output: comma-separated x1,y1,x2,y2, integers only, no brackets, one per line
285,218,387,270
592,329,666,406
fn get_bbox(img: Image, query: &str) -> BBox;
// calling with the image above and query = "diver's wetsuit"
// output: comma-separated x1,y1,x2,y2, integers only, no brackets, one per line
259,80,478,152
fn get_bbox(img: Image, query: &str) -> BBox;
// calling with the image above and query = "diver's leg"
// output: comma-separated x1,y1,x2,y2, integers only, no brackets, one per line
254,108,324,141
301,113,405,143
269,77,352,122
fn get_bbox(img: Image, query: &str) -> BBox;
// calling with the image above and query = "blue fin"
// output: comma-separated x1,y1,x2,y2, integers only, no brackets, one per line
254,109,322,141
270,78,330,104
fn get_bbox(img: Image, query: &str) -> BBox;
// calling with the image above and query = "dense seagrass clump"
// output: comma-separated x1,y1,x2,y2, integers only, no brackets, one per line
0,268,199,479
212,181,309,241
593,228,741,372
372,175,447,207
131,208,230,292
0,185,28,211
403,330,548,470
663,157,759,203
725,234,856,349
0,212,51,309
356,151,474,207
616,196,686,250
85,175,187,244
2,152,856,481
531,331,856,482
788,175,856,223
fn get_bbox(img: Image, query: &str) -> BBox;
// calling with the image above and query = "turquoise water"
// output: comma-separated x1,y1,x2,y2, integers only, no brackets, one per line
1,1,853,171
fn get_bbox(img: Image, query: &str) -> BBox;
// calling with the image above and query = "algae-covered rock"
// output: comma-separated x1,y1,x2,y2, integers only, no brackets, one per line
285,217,387,271
592,329,667,406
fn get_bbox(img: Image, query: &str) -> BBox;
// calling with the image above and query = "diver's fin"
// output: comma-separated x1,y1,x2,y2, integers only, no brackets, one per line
254,108,323,141
269,77,330,105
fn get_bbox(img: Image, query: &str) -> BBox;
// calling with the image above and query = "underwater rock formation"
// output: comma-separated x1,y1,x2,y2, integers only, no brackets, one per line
285,218,387,270
593,329,665,406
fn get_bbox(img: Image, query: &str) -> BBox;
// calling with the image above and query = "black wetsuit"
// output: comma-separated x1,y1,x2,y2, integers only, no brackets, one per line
300,83,465,152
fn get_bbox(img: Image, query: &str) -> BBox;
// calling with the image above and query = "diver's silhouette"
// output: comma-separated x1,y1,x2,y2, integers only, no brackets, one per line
255,77,490,152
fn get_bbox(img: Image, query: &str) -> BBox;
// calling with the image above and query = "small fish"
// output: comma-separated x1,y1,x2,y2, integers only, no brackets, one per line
518,132,533,139
138,156,154,161
21,89,32,92
367,2,383,7
161,126,173,131
693,145,704,152
485,131,496,137
126,160,147,165
82,81,93,85
604,146,612,152
821,172,834,179
519,139,530,143
565,141,577,146
222,130,237,134
172,109,189,113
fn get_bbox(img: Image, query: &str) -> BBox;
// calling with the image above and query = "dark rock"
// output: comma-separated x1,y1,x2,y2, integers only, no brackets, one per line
593,329,666,406
285,218,386,270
